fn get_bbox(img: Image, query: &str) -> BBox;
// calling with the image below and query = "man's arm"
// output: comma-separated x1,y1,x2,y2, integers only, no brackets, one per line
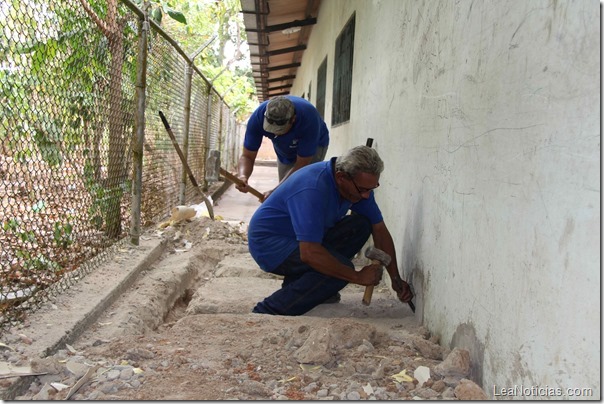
371,221,414,302
236,147,258,193
299,241,383,286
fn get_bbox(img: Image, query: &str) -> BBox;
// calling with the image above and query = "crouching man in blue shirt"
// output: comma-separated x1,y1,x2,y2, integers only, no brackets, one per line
248,145,414,316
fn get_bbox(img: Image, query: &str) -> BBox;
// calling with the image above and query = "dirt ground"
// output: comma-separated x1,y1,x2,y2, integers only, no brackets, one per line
4,216,488,400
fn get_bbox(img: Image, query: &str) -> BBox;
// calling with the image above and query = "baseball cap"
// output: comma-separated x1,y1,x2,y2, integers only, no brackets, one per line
263,96,294,135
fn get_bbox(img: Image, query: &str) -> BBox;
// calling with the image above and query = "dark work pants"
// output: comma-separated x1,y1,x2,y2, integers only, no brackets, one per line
252,214,372,316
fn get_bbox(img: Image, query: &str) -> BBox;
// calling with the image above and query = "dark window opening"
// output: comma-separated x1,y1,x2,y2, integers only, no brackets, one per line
332,13,355,125
316,57,327,120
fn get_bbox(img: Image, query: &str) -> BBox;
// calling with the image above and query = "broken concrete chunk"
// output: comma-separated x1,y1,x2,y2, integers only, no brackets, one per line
454,378,488,400
65,361,89,379
30,357,62,374
414,365,430,387
411,337,443,360
125,347,156,361
434,347,470,378
293,327,331,365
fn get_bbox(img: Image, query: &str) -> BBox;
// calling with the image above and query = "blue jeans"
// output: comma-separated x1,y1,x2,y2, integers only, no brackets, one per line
252,214,372,315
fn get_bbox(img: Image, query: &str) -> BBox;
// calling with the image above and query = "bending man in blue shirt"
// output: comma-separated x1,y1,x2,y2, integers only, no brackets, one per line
236,96,329,201
248,145,414,315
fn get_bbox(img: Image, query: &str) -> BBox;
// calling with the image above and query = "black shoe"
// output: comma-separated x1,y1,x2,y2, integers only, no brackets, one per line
322,292,341,304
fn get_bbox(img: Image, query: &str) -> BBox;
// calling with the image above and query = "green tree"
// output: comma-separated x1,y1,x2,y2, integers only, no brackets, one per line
159,0,257,120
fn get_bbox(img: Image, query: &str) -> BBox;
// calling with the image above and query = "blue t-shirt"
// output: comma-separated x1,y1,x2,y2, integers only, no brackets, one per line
244,96,330,164
248,158,383,271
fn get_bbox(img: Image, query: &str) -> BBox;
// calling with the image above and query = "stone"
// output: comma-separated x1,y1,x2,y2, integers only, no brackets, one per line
32,383,54,400
125,347,156,360
120,367,134,380
442,387,456,398
411,337,443,360
435,347,470,378
30,357,63,374
239,380,269,396
65,361,89,378
431,379,446,393
293,327,331,365
454,378,488,400
106,369,121,381
413,387,439,399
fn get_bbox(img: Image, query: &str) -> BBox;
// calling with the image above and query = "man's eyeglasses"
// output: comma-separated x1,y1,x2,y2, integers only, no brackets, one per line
264,114,291,126
348,174,379,194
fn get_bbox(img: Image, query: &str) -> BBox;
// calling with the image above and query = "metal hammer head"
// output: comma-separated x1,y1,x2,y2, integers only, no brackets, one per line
364,246,391,266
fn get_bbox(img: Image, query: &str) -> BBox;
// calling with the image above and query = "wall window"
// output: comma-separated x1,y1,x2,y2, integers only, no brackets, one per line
308,82,312,103
332,13,355,125
316,57,327,119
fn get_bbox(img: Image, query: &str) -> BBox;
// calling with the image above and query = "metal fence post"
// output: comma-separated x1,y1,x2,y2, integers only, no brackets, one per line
129,4,149,246
180,65,193,205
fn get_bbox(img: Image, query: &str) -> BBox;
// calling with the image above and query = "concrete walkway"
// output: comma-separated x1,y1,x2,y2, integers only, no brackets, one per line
213,162,278,224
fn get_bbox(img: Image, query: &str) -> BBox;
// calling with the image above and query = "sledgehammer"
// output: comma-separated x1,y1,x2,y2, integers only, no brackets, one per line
362,246,416,313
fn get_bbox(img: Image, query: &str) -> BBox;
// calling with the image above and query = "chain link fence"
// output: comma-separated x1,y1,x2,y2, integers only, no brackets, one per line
0,0,243,330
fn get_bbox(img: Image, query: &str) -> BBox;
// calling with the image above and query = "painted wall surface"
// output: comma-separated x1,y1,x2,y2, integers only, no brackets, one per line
291,0,600,398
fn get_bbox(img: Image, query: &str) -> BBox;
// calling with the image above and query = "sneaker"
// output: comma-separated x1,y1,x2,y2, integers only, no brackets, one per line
322,292,341,304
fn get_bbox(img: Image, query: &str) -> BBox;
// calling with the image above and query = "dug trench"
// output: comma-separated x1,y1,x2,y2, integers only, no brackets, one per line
1,216,488,400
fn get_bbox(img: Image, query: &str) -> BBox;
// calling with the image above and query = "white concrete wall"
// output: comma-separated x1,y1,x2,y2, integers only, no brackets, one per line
291,0,600,398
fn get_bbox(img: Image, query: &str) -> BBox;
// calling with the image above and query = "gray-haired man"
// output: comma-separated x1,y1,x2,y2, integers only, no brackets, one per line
247,145,414,315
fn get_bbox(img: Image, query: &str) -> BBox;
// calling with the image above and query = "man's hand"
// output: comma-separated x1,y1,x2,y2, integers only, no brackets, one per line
235,175,250,193
356,263,384,286
391,276,414,302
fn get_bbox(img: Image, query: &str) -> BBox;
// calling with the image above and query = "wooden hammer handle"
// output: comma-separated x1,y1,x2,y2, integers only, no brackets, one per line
362,259,382,306
219,168,265,202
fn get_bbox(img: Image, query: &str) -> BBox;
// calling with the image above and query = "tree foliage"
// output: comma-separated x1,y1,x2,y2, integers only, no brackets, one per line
157,0,257,120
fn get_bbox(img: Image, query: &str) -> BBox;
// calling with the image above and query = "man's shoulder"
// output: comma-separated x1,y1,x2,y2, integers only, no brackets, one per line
292,161,332,185
288,96,317,113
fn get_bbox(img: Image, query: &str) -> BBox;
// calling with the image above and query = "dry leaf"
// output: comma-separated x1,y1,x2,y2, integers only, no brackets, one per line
390,369,413,383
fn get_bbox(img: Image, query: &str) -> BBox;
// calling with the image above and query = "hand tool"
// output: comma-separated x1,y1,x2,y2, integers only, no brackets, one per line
362,246,391,305
158,111,214,220
219,167,265,202
406,271,416,313
362,246,416,312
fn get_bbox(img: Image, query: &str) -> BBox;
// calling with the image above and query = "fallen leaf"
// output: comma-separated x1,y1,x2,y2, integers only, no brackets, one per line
278,376,297,383
390,369,414,383
133,368,144,374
